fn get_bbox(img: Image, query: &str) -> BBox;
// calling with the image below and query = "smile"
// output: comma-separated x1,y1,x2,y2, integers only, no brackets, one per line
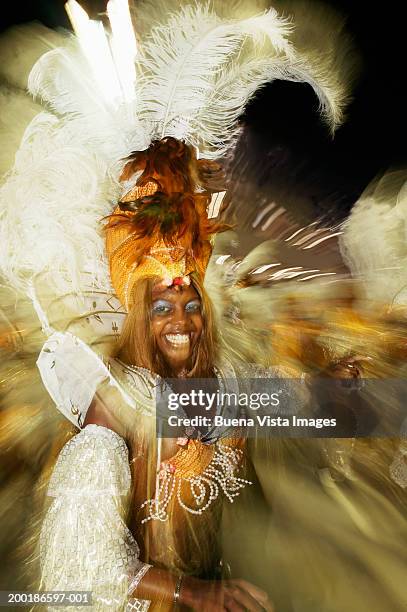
164,333,191,346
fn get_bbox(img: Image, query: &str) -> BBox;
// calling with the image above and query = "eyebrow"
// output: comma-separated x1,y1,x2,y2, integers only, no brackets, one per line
151,296,201,305
152,298,172,304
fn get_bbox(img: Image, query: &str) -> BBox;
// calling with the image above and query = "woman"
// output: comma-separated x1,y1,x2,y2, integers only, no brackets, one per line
0,4,355,609
37,138,274,612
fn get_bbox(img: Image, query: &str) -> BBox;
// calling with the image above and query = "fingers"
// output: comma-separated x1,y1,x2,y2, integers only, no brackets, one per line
229,588,266,612
223,596,246,612
201,579,274,612
228,580,274,612
231,579,269,603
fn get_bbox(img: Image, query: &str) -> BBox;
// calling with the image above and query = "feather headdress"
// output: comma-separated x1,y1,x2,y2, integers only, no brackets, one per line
0,0,349,319
105,136,230,308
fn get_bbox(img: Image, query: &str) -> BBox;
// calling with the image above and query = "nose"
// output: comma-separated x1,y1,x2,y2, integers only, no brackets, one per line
170,305,195,331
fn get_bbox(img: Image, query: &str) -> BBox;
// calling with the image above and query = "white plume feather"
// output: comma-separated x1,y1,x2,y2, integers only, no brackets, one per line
27,43,149,156
136,3,295,155
137,2,346,157
0,2,351,309
341,171,407,306
132,0,271,43
0,112,116,295
28,44,108,117
0,29,147,300
192,54,345,157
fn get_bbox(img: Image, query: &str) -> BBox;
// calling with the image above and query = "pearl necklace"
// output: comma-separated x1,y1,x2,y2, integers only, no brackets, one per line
141,443,251,522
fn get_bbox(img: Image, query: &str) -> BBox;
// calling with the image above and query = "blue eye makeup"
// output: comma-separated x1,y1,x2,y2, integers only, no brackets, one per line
152,300,173,315
185,300,201,313
151,299,201,315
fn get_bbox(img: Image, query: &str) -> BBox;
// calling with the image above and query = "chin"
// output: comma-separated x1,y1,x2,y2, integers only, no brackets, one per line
164,351,193,370
159,337,197,368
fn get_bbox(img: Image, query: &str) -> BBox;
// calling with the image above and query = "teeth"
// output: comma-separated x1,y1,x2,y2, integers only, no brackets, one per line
165,334,190,345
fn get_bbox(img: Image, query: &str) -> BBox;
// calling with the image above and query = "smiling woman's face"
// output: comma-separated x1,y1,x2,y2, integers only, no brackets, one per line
151,283,203,374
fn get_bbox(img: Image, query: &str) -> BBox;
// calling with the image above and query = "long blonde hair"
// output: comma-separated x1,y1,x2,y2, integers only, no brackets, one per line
115,275,223,579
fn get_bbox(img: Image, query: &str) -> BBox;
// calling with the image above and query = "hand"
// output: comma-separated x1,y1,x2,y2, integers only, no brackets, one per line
182,576,274,611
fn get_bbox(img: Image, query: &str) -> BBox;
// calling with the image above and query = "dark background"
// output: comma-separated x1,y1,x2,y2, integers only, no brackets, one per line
0,0,405,219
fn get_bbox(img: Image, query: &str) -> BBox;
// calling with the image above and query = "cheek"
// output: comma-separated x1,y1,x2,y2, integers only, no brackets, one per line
193,314,204,338
151,318,165,343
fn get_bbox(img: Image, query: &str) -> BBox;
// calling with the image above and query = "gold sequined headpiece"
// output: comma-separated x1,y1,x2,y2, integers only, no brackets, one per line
105,138,227,309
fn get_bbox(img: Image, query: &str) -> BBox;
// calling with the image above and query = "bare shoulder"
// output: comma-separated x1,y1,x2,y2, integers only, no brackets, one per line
84,378,132,437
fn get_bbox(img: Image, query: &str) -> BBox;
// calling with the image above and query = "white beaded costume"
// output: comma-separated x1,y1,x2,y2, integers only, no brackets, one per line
40,425,150,611
36,330,302,610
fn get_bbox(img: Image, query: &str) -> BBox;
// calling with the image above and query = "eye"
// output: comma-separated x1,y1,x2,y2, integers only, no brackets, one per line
185,300,201,313
152,300,173,315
